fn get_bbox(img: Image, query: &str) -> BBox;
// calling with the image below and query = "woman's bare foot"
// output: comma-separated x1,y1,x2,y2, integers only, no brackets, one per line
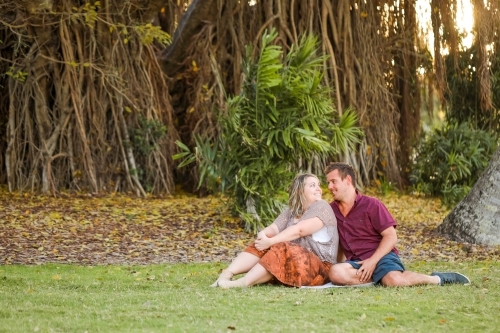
210,269,233,287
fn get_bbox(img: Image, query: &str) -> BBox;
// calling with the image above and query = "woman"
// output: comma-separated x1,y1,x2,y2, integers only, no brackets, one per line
211,173,339,288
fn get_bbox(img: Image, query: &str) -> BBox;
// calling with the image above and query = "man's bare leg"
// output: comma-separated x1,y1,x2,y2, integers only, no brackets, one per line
381,271,439,286
329,263,371,285
329,264,441,286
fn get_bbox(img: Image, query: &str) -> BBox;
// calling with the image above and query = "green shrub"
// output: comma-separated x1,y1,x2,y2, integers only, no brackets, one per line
128,115,167,191
174,29,363,232
410,122,497,207
129,115,167,156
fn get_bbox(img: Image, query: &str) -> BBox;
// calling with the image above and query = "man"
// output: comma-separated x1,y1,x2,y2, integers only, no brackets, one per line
325,162,470,286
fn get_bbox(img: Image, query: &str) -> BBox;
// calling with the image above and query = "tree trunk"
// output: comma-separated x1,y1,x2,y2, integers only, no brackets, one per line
438,146,500,245
29,22,60,193
159,0,220,78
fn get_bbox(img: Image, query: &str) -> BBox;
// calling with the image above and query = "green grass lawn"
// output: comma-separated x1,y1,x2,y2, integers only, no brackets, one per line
1,261,499,333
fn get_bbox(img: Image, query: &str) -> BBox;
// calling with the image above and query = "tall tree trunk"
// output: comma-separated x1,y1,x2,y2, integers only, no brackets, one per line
438,146,500,245
5,79,17,192
29,23,62,193
160,0,220,78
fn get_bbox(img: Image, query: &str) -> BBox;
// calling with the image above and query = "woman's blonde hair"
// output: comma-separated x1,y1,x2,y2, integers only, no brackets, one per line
288,173,319,217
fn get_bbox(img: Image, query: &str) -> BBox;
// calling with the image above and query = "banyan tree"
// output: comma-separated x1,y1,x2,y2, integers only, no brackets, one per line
0,0,498,197
160,0,421,189
0,0,178,195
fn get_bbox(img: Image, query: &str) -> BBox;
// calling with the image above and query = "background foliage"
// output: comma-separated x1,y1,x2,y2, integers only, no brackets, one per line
0,1,500,234
444,45,500,132
0,0,430,195
410,122,498,207
175,30,363,231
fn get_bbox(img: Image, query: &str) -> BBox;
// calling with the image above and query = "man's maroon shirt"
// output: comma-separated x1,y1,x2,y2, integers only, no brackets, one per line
330,192,398,261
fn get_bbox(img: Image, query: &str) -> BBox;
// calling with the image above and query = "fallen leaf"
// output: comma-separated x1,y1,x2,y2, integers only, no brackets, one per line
1,188,498,266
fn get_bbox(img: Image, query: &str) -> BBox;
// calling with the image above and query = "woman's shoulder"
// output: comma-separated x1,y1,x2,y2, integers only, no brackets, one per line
307,200,335,217
309,199,331,209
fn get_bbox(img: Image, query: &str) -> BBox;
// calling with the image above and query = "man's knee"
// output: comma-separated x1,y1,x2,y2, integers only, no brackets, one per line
380,271,405,287
329,263,350,284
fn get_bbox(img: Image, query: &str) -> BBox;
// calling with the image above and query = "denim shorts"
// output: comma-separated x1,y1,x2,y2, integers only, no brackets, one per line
346,252,405,284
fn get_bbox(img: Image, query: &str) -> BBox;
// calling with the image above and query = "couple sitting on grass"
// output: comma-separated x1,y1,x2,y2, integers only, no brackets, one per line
212,162,470,289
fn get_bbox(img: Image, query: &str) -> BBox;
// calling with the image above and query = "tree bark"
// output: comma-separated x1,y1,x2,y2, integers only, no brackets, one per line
5,79,17,193
438,146,500,245
159,0,220,78
29,23,57,193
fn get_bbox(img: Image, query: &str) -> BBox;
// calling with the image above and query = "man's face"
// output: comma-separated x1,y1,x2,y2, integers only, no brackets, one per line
326,169,350,201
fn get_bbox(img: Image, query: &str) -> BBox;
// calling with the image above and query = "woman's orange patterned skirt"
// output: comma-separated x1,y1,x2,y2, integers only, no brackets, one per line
244,241,332,287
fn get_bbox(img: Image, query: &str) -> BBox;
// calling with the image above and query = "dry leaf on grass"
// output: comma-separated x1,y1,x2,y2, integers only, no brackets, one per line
1,188,499,265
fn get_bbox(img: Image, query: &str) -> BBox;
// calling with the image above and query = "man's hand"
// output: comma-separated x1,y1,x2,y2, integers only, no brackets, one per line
355,226,397,282
355,257,378,282
255,233,274,251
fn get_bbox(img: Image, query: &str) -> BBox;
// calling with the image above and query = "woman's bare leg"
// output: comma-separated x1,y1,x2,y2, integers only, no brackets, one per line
218,263,273,288
226,252,261,275
210,252,261,287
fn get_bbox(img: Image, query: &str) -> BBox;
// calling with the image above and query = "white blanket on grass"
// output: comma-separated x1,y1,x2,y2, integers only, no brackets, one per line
301,282,375,289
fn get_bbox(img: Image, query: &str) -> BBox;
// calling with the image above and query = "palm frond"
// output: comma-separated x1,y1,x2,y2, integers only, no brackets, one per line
175,29,364,232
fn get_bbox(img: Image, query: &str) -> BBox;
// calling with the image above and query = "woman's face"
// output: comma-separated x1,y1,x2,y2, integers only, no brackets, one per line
303,176,322,207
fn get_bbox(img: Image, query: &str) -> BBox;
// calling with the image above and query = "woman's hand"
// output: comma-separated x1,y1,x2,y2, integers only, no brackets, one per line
255,233,274,251
256,230,267,241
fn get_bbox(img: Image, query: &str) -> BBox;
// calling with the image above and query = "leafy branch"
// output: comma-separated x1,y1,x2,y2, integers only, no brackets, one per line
175,29,363,232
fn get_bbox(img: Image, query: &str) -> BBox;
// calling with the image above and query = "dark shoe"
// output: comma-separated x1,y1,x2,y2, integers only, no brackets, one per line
431,272,471,285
